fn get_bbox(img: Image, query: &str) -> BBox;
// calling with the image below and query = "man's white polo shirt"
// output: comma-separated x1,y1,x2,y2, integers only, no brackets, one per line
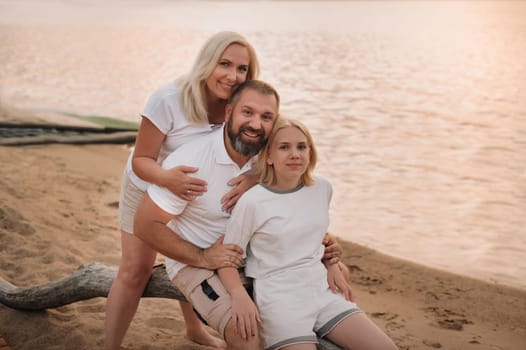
147,126,255,280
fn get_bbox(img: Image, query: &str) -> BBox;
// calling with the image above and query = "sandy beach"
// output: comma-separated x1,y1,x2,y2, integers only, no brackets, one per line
1,110,525,350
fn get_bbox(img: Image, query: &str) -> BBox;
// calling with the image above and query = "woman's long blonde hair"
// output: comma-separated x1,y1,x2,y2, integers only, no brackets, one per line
177,31,259,124
259,118,318,187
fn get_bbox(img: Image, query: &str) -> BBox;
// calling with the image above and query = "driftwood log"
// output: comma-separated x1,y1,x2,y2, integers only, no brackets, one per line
0,123,138,146
0,262,342,350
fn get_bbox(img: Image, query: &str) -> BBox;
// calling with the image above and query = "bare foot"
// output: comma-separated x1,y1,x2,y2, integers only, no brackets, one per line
186,328,226,349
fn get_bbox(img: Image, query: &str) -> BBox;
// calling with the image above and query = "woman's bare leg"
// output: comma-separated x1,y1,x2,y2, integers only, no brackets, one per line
105,232,157,350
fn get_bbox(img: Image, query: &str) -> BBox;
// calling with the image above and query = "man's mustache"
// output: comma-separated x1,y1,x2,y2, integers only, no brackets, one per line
239,125,264,138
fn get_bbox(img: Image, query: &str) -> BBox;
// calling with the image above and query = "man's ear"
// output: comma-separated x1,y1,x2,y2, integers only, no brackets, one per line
225,104,232,122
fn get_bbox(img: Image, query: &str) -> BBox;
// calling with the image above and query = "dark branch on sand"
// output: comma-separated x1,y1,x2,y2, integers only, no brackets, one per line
0,262,342,350
0,132,137,146
0,263,184,310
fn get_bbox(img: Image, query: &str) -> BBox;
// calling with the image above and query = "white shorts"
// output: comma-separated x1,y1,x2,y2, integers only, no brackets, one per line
118,171,145,234
254,269,361,350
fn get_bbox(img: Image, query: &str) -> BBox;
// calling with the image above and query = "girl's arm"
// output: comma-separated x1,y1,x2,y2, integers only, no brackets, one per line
217,267,261,339
132,117,207,201
326,262,353,302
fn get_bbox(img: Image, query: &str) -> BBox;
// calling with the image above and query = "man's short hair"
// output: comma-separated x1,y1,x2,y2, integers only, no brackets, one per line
229,80,280,111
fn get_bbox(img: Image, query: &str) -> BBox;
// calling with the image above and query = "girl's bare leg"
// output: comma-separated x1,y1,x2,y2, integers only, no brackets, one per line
280,344,317,350
325,313,398,350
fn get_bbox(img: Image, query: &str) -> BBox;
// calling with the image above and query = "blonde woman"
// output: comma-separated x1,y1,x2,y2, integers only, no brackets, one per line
105,31,259,350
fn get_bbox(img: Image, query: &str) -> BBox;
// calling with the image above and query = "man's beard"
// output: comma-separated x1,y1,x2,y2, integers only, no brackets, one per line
226,118,267,157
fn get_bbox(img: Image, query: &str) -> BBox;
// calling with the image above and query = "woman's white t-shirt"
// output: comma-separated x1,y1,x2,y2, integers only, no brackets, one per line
125,81,219,191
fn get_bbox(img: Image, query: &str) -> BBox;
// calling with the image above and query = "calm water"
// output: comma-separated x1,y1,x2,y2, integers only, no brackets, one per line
1,1,525,289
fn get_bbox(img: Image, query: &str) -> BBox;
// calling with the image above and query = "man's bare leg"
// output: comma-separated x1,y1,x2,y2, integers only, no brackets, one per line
223,318,261,350
179,300,226,349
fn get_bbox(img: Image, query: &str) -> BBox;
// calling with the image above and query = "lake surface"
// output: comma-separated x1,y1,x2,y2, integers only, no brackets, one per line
1,0,525,289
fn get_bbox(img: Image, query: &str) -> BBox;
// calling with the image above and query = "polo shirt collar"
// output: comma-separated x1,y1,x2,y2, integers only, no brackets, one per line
213,125,256,172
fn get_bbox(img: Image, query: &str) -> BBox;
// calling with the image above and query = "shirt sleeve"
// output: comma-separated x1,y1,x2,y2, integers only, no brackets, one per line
141,84,178,134
146,147,188,215
223,194,257,258
326,178,333,205
147,184,186,215
316,176,333,207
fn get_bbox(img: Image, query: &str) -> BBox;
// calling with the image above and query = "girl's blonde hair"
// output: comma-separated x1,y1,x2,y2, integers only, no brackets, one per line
177,31,259,124
259,118,318,187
